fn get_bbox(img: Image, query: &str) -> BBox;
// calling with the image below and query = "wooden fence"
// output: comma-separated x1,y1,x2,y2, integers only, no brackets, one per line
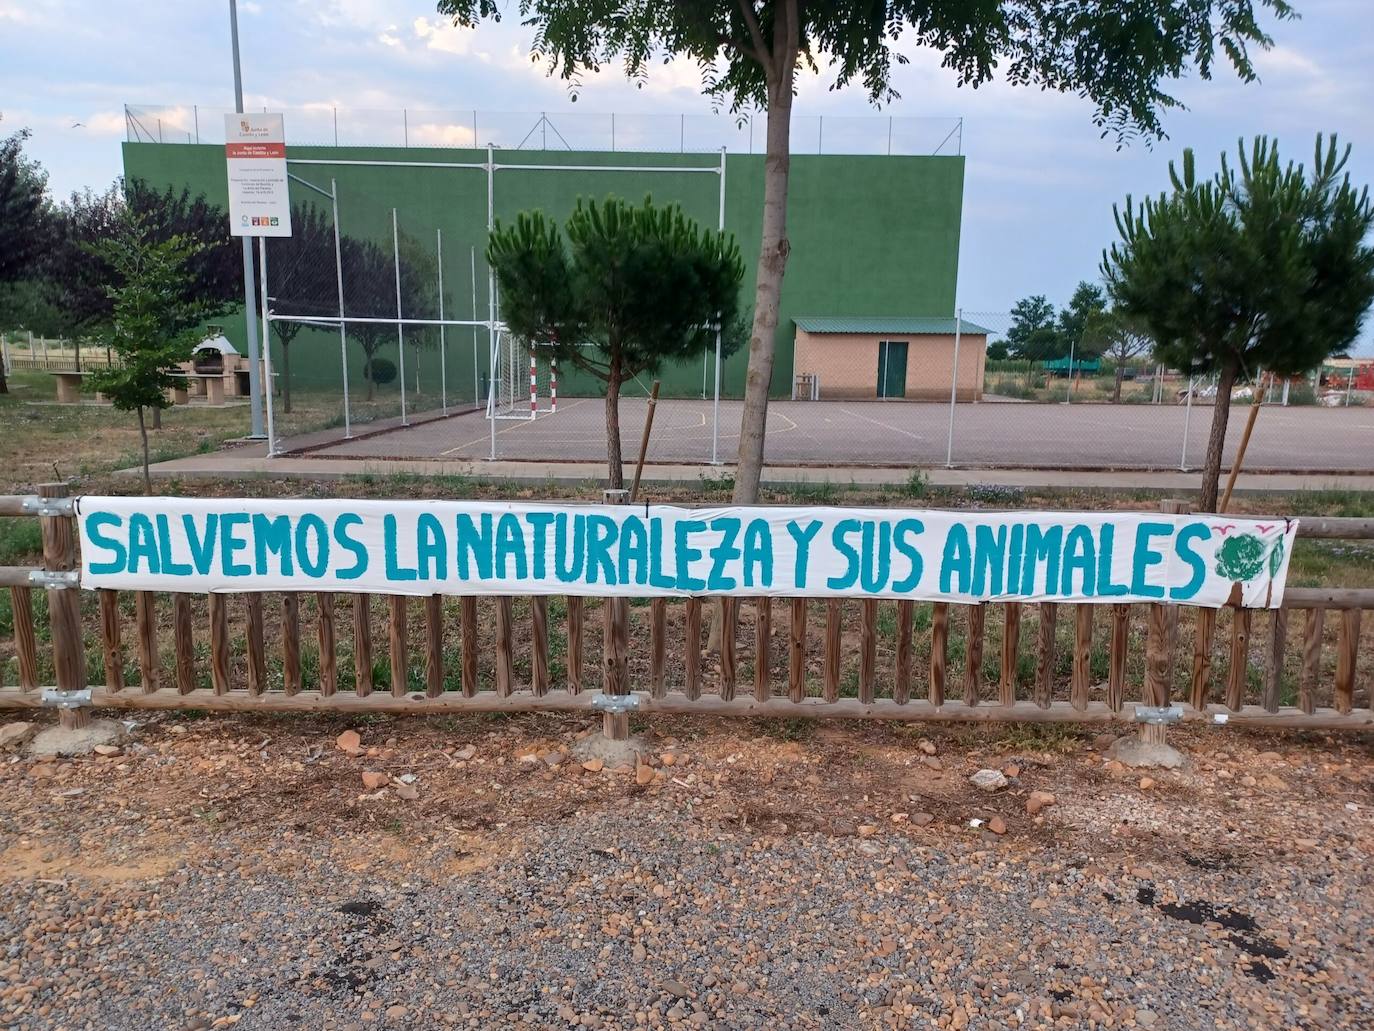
2,486,1371,730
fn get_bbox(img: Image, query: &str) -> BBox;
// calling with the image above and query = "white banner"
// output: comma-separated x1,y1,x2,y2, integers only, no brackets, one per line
224,113,292,237
75,498,1296,608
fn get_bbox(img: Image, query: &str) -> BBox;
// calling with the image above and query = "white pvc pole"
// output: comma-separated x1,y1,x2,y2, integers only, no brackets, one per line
230,0,265,440
1064,337,1076,404
711,147,726,465
258,236,277,457
487,143,497,461
329,178,352,439
1179,375,1194,471
470,247,479,407
437,228,447,415
392,209,408,427
945,309,962,468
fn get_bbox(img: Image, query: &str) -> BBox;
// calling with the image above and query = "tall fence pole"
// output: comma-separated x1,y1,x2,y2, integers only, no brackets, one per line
259,237,278,456
229,0,266,440
1179,375,1195,471
945,309,962,468
711,147,726,465
40,483,87,730
437,229,448,416
329,179,352,439
1346,366,1356,406
470,247,480,408
1064,338,1076,404
392,208,409,427
487,144,498,461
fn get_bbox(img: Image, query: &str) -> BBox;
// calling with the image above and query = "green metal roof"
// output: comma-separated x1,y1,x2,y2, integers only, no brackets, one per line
793,315,992,336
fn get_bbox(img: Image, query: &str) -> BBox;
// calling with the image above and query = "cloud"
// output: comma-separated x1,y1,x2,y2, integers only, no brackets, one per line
412,16,474,56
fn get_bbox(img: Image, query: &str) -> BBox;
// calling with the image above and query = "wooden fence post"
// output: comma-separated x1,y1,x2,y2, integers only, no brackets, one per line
39,483,88,730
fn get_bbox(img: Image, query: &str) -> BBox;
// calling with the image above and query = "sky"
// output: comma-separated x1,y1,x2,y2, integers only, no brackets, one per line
3,0,1373,350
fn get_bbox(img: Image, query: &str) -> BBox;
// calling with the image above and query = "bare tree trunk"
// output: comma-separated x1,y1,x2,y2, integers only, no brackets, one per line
1198,360,1238,512
364,351,375,401
732,26,797,505
0,367,8,395
136,405,152,495
1113,365,1124,403
151,405,162,430
281,341,292,414
604,371,624,491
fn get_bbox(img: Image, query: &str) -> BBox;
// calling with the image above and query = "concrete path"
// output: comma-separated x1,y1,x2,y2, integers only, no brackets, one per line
138,440,1374,494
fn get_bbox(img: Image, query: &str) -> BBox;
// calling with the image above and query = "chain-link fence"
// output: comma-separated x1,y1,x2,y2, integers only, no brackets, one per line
126,105,963,157
257,153,735,465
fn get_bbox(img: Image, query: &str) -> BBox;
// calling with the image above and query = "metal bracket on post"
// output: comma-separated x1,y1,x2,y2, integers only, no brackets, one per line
1134,705,1183,726
41,688,92,709
591,692,641,716
20,495,76,518
29,569,80,589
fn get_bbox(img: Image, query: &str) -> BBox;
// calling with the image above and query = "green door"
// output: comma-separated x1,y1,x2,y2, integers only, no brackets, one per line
877,340,908,398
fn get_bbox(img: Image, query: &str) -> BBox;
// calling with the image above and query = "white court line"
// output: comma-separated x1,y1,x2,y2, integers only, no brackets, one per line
836,406,929,442
437,397,594,456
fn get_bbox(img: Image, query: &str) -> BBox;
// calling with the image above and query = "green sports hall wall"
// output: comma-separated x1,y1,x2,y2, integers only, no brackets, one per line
122,142,964,402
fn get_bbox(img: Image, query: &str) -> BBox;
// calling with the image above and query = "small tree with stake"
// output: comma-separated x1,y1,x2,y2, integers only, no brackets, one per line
88,220,212,493
489,196,744,489
1104,135,1374,510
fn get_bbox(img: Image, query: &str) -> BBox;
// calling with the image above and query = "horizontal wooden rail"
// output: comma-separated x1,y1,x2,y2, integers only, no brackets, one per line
0,566,38,588
0,497,35,518
1290,517,1374,540
0,687,1367,729
1280,587,1374,610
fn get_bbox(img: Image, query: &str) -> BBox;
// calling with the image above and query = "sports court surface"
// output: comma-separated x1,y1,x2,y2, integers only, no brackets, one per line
302,397,1374,473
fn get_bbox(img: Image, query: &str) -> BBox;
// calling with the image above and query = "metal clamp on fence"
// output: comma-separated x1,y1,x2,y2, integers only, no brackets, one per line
41,688,91,710
29,570,79,589
1134,705,1184,725
591,692,641,715
20,494,76,518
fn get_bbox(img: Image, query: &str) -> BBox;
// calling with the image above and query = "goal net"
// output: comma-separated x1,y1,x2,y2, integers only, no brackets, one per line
487,329,558,420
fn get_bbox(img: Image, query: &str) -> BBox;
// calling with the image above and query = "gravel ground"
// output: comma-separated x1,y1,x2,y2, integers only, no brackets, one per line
0,714,1370,1030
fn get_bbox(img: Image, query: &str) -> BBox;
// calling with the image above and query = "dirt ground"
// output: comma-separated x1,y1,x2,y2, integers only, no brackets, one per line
1,713,1370,1030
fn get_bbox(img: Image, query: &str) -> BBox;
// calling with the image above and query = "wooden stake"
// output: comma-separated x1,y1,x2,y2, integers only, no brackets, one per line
208,593,232,695
1218,373,1271,513
824,600,842,703
315,593,335,697
387,595,406,697
754,597,771,703
929,602,948,707
628,379,660,503
351,594,372,697
10,587,39,691
789,598,807,703
999,602,1020,707
859,599,877,704
894,600,912,705
98,589,123,692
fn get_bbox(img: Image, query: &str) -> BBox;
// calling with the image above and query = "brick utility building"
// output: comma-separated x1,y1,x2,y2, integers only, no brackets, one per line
791,316,989,401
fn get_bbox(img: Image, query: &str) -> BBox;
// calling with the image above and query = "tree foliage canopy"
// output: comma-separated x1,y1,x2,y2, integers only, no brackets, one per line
1103,134,1374,509
489,195,745,382
87,219,212,415
439,0,1296,142
1103,135,1374,379
0,121,50,287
